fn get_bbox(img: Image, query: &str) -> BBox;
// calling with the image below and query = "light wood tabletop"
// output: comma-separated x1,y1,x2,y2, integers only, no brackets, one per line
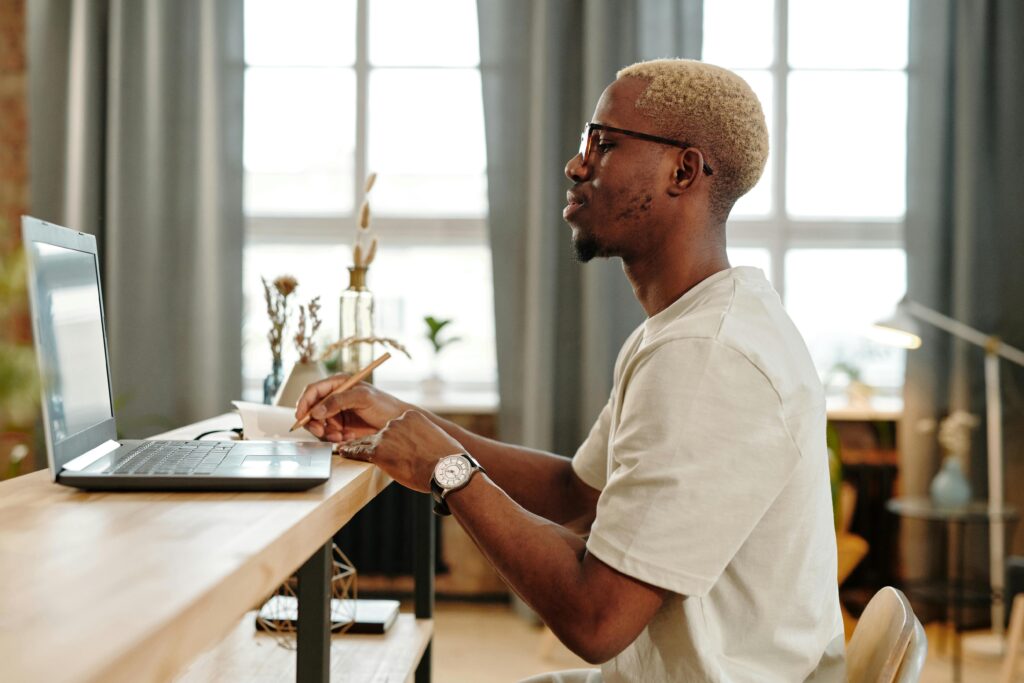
0,414,394,683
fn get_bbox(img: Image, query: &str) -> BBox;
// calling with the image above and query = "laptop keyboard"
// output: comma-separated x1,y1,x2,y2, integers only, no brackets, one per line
108,441,236,476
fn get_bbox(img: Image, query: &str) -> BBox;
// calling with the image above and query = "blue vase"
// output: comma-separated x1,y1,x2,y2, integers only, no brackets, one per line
930,456,971,507
263,358,284,405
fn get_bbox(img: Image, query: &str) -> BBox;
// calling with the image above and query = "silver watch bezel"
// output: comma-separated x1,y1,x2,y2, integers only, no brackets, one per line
432,453,474,496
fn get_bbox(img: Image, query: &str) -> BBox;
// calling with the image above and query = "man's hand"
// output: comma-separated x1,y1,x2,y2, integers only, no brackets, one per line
294,375,411,442
339,410,465,493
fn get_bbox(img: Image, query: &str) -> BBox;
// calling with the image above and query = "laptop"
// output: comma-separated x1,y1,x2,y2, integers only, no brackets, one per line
21,216,332,491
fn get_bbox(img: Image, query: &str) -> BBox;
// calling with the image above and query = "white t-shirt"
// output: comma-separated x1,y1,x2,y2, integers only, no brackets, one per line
572,267,845,683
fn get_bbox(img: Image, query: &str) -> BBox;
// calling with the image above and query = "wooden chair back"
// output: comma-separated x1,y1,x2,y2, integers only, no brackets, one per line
894,615,927,683
846,587,916,683
1000,593,1024,683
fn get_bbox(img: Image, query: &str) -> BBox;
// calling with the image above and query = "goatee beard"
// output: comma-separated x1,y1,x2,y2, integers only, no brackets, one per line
572,234,600,263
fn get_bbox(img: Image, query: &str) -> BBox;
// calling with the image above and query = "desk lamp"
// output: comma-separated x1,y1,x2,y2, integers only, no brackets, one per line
872,298,1024,644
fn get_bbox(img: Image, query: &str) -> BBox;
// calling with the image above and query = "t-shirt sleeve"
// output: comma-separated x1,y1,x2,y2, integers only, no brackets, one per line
585,338,801,598
571,392,613,491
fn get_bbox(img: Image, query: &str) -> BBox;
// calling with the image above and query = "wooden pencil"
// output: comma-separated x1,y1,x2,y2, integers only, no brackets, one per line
289,352,391,432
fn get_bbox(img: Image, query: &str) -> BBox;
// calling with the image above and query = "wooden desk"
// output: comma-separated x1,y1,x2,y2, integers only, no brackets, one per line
0,414,435,682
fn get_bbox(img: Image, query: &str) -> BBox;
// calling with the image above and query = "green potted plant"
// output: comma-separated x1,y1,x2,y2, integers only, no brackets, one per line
422,315,460,395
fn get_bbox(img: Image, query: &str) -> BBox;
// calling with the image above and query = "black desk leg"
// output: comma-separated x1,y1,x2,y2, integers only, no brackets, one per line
297,542,332,683
414,492,434,683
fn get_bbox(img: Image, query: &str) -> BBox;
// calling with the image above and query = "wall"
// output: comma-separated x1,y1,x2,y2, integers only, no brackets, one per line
0,0,37,478
0,0,26,243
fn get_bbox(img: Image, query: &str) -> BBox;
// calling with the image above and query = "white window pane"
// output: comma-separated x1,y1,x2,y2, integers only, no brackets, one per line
784,249,906,393
786,72,906,219
727,247,773,285
245,0,356,66
729,70,773,218
789,0,907,69
241,242,497,400
368,69,488,216
369,0,480,66
370,245,497,387
702,0,775,69
244,68,356,215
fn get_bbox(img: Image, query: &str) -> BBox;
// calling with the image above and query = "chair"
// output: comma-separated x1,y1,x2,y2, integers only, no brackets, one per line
1000,593,1024,683
895,615,927,683
847,586,927,683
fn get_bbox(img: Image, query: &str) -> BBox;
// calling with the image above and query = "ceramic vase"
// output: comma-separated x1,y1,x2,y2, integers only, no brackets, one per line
275,361,329,408
929,455,971,507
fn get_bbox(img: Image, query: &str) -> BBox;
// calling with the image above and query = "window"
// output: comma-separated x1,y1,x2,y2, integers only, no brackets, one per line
707,0,909,401
242,0,495,401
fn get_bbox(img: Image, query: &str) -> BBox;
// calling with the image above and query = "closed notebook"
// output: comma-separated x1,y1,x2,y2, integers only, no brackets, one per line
256,596,400,634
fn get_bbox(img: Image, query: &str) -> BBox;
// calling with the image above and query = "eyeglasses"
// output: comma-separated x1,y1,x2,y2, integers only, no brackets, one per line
578,122,714,176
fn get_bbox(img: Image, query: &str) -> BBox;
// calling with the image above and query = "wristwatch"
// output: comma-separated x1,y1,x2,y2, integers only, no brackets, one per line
430,452,486,517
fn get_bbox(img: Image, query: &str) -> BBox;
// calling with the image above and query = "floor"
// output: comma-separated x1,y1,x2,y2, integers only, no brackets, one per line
430,602,1010,683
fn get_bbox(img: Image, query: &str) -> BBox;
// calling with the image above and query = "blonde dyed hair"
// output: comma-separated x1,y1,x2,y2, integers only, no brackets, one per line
617,59,768,218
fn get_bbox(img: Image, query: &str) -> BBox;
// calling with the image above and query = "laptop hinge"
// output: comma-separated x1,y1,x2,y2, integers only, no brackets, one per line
64,440,121,472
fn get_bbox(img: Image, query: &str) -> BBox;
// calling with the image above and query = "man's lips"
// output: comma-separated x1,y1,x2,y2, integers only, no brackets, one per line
564,190,586,219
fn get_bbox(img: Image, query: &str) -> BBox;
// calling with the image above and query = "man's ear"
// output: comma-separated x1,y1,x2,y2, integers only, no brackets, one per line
667,148,706,196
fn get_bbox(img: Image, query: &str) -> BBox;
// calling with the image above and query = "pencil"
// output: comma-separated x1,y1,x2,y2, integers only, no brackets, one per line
288,352,392,432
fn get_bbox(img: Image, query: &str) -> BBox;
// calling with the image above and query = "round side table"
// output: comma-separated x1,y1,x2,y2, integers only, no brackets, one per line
887,497,1019,683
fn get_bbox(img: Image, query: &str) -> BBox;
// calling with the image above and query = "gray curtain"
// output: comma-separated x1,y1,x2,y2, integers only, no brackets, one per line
478,0,702,455
902,0,1024,600
28,0,244,437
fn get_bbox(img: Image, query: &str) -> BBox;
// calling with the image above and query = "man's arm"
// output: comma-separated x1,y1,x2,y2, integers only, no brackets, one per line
341,410,666,664
448,473,665,663
418,412,600,530
294,378,599,527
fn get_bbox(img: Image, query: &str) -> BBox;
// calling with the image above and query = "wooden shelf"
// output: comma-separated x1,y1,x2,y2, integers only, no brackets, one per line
176,613,432,682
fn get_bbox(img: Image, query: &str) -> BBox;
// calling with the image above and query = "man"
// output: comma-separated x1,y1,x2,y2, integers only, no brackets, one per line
296,59,845,682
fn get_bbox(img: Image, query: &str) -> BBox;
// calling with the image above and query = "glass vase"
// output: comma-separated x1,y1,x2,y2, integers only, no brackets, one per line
263,357,284,405
339,266,375,379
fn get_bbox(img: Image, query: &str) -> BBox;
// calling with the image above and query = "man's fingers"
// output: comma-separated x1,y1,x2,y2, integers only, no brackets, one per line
337,433,381,462
306,420,326,438
311,385,366,421
294,374,353,418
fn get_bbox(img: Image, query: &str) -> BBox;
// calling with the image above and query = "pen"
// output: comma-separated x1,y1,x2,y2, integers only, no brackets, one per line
289,352,391,432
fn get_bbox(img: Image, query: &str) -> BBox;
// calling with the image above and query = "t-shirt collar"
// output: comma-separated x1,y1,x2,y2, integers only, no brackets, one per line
642,266,766,340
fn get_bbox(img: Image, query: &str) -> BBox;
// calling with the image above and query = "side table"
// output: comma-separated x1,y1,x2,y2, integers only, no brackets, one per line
887,497,1019,683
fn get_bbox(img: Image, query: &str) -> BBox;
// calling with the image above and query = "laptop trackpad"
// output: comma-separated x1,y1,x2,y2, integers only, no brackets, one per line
239,455,310,474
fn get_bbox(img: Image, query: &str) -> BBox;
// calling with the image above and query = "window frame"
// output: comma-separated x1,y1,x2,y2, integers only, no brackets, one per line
241,0,492,400
721,0,906,303
243,0,488,247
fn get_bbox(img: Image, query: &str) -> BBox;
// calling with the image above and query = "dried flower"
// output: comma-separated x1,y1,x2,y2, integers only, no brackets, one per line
938,410,980,457
358,200,371,230
293,296,323,363
352,173,378,268
364,237,378,267
262,275,298,363
319,336,412,362
273,275,299,297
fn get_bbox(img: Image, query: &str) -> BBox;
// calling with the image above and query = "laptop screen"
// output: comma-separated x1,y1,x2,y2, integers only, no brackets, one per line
28,240,113,444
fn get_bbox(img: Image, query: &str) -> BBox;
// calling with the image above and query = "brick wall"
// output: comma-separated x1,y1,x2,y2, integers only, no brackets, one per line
0,0,26,249
0,0,35,478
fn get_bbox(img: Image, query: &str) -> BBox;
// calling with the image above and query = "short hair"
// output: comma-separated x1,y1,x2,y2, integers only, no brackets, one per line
616,59,769,219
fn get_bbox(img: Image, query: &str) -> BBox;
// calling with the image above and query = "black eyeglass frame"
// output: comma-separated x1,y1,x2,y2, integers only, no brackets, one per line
579,122,714,176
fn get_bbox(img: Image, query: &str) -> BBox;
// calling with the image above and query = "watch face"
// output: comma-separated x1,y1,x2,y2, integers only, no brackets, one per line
434,454,471,489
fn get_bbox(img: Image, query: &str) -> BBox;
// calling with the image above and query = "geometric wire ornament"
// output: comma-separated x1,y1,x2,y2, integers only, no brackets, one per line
255,542,358,649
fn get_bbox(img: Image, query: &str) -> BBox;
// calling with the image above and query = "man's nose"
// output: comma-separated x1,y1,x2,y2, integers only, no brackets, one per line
565,152,591,183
